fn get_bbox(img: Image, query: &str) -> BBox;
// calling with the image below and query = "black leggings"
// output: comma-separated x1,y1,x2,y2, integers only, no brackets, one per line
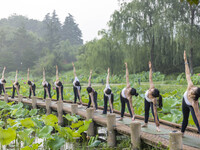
44,84,51,99
144,98,159,124
120,93,133,118
181,98,200,133
0,84,5,95
29,84,36,98
87,91,98,110
103,93,114,114
73,86,81,103
56,86,63,100
11,85,20,98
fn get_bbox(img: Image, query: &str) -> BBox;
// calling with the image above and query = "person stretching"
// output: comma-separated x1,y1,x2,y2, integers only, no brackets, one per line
181,51,200,135
102,68,114,114
119,63,138,121
54,65,63,101
0,67,6,96
72,62,83,105
42,68,51,99
27,68,36,98
11,70,20,98
142,61,162,132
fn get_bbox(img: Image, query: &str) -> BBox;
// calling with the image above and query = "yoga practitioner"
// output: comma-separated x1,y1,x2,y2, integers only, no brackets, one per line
181,50,200,135
86,70,98,110
142,61,162,132
11,70,20,98
102,68,114,114
72,62,83,105
42,68,52,99
119,63,138,121
27,68,36,98
0,67,6,96
54,65,63,101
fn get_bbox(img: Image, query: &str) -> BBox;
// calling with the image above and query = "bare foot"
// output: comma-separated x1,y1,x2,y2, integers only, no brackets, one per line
142,123,148,128
118,117,123,121
131,117,135,121
182,132,184,137
156,127,161,132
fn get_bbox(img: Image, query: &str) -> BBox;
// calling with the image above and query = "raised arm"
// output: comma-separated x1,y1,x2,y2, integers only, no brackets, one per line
125,62,131,88
149,61,154,89
56,65,59,82
184,51,193,88
43,68,46,82
15,70,18,82
88,70,92,87
106,68,110,85
27,68,30,81
1,66,6,79
72,62,77,77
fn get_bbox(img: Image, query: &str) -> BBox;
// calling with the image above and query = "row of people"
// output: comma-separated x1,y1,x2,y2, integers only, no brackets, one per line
0,51,199,135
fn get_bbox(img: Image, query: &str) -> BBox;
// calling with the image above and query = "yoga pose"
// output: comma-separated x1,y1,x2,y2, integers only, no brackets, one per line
42,68,51,99
0,67,6,96
87,70,98,110
181,51,200,135
119,63,138,121
27,68,36,98
142,61,162,132
54,65,63,101
11,70,20,98
102,68,114,114
72,62,83,105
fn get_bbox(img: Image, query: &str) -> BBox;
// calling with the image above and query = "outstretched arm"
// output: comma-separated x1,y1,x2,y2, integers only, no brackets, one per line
72,62,77,77
15,70,18,83
27,68,30,81
56,65,59,82
1,66,6,79
43,68,46,82
184,51,193,88
88,70,92,87
125,63,131,88
106,68,110,86
149,61,154,89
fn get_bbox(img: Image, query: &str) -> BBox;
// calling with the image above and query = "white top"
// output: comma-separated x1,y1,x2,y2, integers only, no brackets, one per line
42,81,48,87
54,82,59,88
184,91,192,106
121,88,126,98
145,90,152,102
31,81,34,86
104,84,111,99
73,76,80,90
0,80,2,84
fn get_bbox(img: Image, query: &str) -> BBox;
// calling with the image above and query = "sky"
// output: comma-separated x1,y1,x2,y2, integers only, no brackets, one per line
0,0,121,43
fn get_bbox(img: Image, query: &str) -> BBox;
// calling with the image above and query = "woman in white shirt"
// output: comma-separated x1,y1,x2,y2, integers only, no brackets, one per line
102,68,114,114
54,65,63,101
119,63,138,121
42,68,51,99
11,70,20,98
72,62,82,104
142,61,162,132
27,68,36,98
181,51,200,135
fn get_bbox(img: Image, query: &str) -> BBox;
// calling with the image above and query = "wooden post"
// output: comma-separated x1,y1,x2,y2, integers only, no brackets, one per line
71,104,78,115
32,96,37,109
107,114,116,147
130,121,141,150
45,98,52,115
18,95,23,103
57,101,63,126
169,131,182,150
86,108,96,136
4,93,8,103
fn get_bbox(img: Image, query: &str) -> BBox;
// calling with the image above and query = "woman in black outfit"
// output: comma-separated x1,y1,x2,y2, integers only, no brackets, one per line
181,51,200,136
42,68,51,99
87,70,98,110
27,68,36,98
102,68,114,114
11,70,20,98
54,65,63,101
0,67,6,96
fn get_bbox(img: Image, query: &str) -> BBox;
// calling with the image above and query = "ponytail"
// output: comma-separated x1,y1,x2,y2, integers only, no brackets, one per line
158,95,163,108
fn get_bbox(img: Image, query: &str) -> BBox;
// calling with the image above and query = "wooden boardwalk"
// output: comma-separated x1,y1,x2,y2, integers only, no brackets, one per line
1,95,200,150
